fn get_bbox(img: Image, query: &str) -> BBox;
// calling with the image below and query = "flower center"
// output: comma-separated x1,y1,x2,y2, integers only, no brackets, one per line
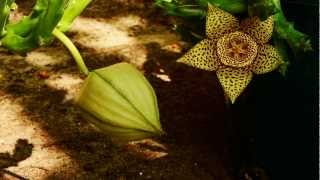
217,31,258,67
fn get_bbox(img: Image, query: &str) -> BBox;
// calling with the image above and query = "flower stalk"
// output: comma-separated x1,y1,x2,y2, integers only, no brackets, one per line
52,28,89,75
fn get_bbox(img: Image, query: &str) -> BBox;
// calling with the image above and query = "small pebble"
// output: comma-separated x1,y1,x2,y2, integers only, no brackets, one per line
37,70,50,79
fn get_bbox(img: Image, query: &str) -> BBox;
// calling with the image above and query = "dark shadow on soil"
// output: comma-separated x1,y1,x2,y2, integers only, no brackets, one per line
14,0,35,14
141,42,270,179
0,139,33,180
143,43,228,145
75,43,131,70
142,42,232,179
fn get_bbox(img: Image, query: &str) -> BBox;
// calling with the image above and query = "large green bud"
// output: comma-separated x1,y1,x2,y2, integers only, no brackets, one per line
76,63,164,141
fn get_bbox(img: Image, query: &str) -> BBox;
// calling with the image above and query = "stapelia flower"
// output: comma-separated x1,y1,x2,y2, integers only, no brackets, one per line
178,5,283,103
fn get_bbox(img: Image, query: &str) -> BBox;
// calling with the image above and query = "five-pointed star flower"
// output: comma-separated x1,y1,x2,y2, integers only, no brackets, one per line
177,5,283,103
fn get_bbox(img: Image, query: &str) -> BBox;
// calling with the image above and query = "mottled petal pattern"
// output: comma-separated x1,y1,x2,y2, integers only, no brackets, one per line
240,16,274,44
217,67,253,103
206,4,239,40
177,39,220,71
252,44,282,74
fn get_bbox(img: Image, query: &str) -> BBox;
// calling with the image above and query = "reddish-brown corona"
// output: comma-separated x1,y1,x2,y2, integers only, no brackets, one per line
217,32,258,67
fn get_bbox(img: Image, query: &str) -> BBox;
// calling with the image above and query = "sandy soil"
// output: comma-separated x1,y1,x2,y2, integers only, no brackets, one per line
0,0,235,179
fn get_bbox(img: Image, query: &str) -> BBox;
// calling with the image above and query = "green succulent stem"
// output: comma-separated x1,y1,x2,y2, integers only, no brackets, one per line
155,0,246,17
52,28,89,75
58,0,92,32
0,0,15,36
205,0,247,13
248,0,312,52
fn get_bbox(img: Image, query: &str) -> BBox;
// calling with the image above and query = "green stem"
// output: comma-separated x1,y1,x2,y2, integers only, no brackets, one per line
52,28,89,75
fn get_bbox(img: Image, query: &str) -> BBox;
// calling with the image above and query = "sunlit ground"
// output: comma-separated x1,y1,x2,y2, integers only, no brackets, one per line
0,95,78,179
70,15,181,70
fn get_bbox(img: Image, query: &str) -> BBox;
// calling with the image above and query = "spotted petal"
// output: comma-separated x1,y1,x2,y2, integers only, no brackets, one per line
240,16,274,44
206,4,239,40
217,67,252,103
251,44,282,74
177,39,220,71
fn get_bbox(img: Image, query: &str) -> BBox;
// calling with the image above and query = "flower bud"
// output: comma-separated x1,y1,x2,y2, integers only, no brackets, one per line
76,63,163,141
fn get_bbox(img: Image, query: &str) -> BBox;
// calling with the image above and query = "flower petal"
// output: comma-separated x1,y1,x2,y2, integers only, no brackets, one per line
216,67,252,103
240,16,273,44
206,4,239,40
177,39,220,71
251,44,282,74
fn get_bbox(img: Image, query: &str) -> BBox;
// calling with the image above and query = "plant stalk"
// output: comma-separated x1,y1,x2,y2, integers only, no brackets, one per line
52,28,89,75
